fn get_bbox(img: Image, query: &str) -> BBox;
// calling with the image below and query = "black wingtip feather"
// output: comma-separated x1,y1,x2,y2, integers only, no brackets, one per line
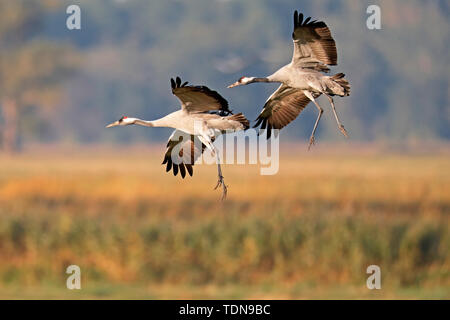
172,77,231,114
260,119,267,130
171,76,187,89
293,10,323,31
185,164,193,177
253,117,262,128
179,163,186,179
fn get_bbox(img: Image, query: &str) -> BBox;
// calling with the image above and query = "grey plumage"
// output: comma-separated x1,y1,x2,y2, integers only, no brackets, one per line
228,10,351,147
106,77,249,199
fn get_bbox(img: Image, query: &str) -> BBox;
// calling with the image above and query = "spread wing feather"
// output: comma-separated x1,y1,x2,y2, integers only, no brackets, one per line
162,130,213,178
254,85,319,139
171,77,231,114
291,10,337,72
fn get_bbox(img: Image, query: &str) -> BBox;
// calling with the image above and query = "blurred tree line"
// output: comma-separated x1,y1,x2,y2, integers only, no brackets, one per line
0,0,79,152
0,0,448,150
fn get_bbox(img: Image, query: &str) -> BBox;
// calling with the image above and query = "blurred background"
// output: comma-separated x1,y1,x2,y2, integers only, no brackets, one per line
0,0,448,299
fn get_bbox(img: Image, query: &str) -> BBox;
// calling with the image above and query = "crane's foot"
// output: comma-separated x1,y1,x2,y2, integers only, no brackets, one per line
214,175,228,200
308,135,316,151
339,125,349,138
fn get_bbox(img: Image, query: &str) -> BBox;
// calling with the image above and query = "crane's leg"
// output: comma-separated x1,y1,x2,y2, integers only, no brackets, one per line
325,94,348,138
303,91,323,150
199,133,227,200
198,135,215,154
213,148,228,200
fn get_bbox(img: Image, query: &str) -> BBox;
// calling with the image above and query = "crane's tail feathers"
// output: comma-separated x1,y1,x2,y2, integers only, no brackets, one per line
228,113,250,130
331,73,350,96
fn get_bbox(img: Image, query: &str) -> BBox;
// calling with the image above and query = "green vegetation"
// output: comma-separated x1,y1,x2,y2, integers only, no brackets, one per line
0,0,448,300
0,148,448,298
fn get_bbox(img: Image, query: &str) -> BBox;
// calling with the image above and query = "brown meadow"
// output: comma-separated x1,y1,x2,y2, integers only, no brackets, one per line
0,144,449,299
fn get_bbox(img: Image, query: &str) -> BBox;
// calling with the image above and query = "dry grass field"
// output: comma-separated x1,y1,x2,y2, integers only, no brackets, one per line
0,144,449,299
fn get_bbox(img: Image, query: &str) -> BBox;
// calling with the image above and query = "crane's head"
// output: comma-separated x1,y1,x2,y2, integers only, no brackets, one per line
227,76,255,88
106,116,134,128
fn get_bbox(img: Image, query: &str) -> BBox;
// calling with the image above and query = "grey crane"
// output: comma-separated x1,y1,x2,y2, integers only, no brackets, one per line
106,77,249,199
228,10,350,148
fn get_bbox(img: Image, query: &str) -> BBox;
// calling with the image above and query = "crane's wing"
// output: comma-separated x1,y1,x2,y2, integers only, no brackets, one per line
162,130,213,178
171,77,232,114
291,10,337,72
254,84,318,139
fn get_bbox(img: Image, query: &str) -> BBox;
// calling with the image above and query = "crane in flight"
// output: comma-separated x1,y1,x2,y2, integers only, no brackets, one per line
106,77,249,200
228,10,350,149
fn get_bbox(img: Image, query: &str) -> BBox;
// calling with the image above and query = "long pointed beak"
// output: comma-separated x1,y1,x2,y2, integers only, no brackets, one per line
106,121,119,128
227,81,241,88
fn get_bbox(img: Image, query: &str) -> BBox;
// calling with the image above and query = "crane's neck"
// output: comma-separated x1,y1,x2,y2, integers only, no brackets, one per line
247,73,283,84
250,77,271,84
132,117,169,128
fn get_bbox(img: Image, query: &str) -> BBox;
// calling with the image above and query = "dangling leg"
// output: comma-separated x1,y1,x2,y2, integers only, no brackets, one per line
325,94,348,138
199,133,227,200
198,135,215,154
303,91,323,150
213,148,227,200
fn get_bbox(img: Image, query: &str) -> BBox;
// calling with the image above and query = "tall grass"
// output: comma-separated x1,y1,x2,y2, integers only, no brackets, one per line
0,146,449,298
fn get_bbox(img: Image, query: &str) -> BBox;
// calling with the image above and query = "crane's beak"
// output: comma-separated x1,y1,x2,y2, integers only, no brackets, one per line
106,121,120,128
227,81,241,88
